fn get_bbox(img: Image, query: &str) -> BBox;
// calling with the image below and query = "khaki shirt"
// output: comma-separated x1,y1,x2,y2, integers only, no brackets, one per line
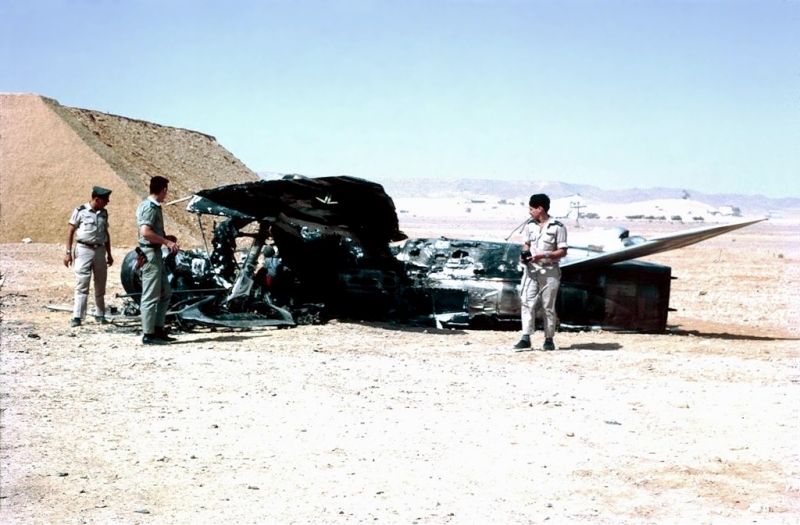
136,197,165,245
522,217,568,267
69,202,109,244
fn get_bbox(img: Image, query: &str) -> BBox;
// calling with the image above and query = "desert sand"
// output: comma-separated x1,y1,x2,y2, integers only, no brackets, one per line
1,214,798,524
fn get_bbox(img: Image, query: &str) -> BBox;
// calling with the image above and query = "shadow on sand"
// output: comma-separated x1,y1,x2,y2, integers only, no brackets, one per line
667,326,798,341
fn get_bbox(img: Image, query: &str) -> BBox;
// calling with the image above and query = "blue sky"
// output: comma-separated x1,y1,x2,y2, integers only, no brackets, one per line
2,0,798,198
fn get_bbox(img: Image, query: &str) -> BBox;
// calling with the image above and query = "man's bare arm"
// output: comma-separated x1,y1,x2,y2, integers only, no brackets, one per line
105,231,114,266
64,224,77,267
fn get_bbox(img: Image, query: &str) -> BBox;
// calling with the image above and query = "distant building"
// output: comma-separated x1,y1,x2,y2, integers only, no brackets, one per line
719,205,742,217
550,194,585,219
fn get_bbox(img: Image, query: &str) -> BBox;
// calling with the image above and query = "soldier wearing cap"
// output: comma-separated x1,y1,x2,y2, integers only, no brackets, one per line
64,186,114,327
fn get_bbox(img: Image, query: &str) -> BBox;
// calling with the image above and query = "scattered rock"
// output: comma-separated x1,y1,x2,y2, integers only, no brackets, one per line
748,503,772,513
785,479,800,493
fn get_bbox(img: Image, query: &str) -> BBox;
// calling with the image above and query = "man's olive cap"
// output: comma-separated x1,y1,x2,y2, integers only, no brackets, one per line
93,186,112,198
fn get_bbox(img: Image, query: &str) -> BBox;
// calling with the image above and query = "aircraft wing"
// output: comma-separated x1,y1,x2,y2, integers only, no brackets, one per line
562,218,765,273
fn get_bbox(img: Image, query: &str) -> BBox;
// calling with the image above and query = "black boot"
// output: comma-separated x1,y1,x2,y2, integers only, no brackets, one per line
542,338,556,351
142,334,170,345
513,335,531,350
154,326,177,342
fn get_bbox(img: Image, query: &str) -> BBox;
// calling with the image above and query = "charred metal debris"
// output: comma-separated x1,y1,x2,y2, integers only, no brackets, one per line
119,175,763,333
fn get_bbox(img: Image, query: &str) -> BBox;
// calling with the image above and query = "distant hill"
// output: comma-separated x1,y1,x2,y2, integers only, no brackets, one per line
371,179,799,218
258,173,800,218
1,93,259,246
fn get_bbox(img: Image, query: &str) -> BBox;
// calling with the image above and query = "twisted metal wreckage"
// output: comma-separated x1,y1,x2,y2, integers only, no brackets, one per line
116,176,763,333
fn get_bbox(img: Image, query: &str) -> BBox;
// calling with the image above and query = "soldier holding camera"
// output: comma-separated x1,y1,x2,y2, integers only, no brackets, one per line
514,193,568,351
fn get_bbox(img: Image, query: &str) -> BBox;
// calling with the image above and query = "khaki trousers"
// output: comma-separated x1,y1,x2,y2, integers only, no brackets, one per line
139,246,172,334
73,244,107,319
519,264,561,338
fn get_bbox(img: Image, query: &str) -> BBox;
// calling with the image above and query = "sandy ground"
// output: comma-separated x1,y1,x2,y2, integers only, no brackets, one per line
1,217,799,524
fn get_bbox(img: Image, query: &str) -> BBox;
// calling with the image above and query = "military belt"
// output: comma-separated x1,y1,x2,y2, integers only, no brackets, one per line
77,240,104,248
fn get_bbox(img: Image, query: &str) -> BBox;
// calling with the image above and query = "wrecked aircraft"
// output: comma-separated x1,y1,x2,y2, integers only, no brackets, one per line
118,176,763,333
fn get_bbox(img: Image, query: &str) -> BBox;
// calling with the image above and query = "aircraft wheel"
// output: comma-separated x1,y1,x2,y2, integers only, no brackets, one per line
120,250,142,301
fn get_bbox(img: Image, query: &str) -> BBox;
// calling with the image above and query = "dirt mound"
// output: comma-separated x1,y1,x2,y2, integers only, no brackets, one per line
0,93,259,248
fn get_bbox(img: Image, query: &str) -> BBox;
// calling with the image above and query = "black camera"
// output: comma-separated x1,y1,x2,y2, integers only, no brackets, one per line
520,250,532,262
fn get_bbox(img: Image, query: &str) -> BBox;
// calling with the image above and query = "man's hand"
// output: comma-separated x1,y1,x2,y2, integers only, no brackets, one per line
164,235,179,255
531,251,547,263
63,253,72,267
106,253,114,266
165,239,179,255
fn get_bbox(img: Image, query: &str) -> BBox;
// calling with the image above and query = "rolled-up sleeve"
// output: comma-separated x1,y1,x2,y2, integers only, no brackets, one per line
69,208,81,227
556,226,568,249
137,205,156,228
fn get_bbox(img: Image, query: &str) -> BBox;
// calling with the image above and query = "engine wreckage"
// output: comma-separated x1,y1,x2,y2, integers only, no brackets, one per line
118,176,763,333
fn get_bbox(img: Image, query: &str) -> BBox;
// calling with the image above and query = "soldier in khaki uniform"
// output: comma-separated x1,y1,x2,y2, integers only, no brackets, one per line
64,186,114,327
136,176,180,345
514,193,568,351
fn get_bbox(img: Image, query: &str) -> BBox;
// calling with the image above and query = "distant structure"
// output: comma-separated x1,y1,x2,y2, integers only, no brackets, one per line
719,205,742,217
549,194,584,221
570,196,585,227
